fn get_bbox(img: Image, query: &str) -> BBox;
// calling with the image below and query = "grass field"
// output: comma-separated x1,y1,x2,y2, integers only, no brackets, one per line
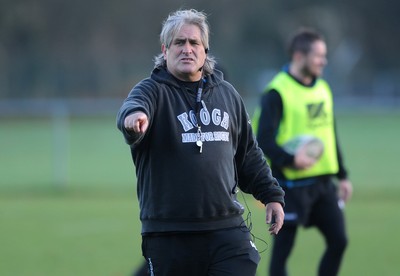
1,111,399,275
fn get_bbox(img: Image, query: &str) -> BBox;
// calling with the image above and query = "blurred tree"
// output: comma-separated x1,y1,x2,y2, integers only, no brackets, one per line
0,0,399,101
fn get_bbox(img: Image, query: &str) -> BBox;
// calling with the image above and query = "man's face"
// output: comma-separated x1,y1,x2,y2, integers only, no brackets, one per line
162,24,207,82
301,40,327,78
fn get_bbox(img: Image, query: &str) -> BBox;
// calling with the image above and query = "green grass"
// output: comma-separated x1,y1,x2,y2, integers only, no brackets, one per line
1,117,135,191
1,112,399,275
0,194,142,276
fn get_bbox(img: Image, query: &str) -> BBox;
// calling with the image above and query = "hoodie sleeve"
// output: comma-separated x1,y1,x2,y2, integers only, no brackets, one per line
116,78,157,146
235,98,285,206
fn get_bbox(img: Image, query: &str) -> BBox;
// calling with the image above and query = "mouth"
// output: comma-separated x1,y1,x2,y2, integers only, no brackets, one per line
180,58,194,62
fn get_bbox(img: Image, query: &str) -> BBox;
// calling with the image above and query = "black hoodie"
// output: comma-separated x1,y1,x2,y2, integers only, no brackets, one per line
117,66,284,234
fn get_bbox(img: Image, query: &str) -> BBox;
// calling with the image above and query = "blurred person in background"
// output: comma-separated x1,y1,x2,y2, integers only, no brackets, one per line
117,9,285,276
253,28,353,276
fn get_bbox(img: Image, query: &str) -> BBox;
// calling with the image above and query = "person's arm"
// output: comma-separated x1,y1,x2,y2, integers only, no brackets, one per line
256,90,294,168
333,119,353,203
237,120,285,234
235,97,284,205
334,119,348,180
234,93,285,234
116,79,156,146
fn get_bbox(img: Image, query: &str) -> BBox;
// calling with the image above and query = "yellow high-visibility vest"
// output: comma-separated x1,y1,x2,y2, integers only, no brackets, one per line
263,72,339,180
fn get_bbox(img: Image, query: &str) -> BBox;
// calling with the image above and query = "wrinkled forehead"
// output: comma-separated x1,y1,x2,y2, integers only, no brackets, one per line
173,25,202,40
166,23,205,48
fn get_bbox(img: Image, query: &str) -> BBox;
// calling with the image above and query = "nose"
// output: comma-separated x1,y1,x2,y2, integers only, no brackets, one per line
182,41,192,55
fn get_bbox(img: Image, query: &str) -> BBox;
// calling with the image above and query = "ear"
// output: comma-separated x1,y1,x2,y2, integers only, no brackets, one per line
292,51,305,62
161,44,167,59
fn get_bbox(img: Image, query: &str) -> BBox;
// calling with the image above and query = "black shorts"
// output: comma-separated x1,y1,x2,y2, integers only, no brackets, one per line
141,227,260,276
280,177,340,227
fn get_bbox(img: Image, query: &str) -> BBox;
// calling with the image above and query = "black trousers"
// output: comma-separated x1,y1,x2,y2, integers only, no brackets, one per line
269,180,348,276
141,227,260,276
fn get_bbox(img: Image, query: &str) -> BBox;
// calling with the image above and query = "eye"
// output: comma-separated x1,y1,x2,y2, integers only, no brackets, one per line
190,39,200,46
174,39,185,45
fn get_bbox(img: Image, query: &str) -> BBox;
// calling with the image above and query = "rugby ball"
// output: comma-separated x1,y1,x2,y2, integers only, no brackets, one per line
283,135,324,160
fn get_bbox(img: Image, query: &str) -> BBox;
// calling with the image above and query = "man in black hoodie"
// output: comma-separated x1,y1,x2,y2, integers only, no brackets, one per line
117,9,285,276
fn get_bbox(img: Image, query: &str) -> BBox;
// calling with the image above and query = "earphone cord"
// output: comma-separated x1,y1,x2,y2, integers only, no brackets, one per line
239,190,270,254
